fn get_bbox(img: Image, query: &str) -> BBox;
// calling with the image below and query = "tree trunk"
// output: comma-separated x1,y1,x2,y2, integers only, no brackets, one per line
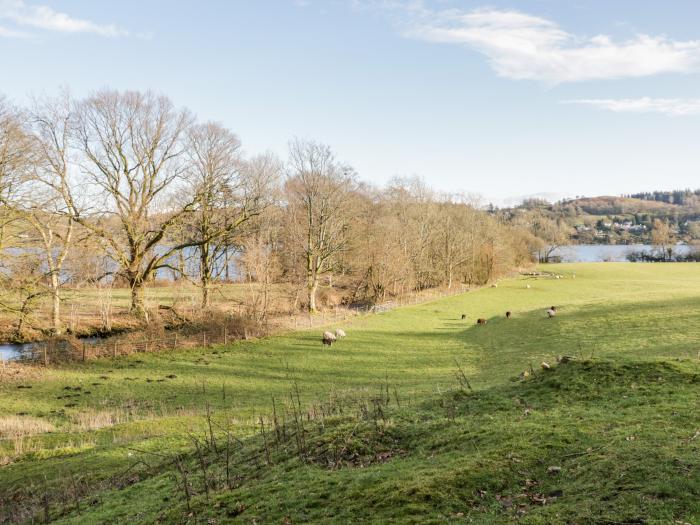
307,276,318,313
50,272,61,335
202,282,210,309
130,279,147,319
201,243,212,309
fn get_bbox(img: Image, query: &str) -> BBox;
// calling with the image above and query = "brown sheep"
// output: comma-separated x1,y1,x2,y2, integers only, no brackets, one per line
322,331,337,346
476,318,487,325
505,311,512,319
461,314,467,320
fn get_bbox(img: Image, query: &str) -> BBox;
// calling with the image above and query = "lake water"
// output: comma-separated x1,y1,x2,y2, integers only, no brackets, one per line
0,342,36,361
549,244,693,263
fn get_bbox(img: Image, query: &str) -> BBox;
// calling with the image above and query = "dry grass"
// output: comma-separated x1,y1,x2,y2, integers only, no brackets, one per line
0,415,55,439
0,281,297,341
0,361,45,383
70,409,130,432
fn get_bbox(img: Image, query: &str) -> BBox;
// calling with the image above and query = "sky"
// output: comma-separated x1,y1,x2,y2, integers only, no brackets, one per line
2,0,700,205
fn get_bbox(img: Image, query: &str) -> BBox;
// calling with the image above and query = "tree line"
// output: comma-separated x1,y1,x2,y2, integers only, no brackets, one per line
0,89,536,337
627,189,700,207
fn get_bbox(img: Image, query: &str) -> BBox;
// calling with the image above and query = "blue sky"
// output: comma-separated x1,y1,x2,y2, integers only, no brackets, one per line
2,0,700,204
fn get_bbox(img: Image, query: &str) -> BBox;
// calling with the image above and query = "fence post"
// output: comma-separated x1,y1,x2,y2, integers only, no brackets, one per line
203,332,207,347
82,342,86,362
173,333,178,350
44,340,49,366
223,328,228,345
113,342,118,358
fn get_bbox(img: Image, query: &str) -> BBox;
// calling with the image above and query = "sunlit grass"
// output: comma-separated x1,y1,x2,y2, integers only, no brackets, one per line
3,263,700,523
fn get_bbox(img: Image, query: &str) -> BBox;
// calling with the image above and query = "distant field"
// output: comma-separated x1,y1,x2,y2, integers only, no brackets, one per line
0,281,295,340
2,263,700,523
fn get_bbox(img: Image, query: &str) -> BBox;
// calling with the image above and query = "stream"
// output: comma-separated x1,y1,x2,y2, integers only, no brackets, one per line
0,336,103,361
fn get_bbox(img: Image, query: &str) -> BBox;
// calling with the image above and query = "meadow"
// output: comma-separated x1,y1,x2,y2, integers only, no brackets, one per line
0,281,301,341
2,263,700,524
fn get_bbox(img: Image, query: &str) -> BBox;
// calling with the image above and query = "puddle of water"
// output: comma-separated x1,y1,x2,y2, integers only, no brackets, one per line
0,342,36,361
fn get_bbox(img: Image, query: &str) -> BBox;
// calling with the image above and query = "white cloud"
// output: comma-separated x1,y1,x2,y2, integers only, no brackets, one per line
0,0,128,38
365,2,700,84
0,23,27,38
564,98,700,116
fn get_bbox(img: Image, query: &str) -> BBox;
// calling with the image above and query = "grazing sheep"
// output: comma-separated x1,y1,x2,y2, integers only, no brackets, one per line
335,328,346,339
547,306,557,318
476,318,487,325
491,283,498,288
505,311,512,319
461,314,467,320
525,284,531,289
322,331,337,346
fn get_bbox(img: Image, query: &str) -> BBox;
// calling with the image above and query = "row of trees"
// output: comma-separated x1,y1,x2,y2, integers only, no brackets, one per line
0,89,536,336
628,189,700,207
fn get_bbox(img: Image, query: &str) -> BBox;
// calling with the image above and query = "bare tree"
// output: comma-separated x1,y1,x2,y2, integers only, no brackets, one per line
0,96,47,338
519,210,572,263
651,218,674,261
385,177,438,290
184,122,279,308
432,196,481,289
0,252,49,339
0,96,33,249
63,89,196,318
349,185,414,302
240,211,282,321
284,139,355,312
21,93,76,334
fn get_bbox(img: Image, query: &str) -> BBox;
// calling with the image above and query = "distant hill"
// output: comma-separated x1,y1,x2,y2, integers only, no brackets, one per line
510,190,700,244
566,196,684,216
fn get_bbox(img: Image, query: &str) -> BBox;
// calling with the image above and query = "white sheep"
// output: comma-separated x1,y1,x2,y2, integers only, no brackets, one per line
322,331,337,346
335,328,346,339
547,307,557,318
525,284,531,289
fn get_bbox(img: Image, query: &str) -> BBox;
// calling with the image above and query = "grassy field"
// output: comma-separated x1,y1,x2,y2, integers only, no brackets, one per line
2,263,700,523
0,281,296,341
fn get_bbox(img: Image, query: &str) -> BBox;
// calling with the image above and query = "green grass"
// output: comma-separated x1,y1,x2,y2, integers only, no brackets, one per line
2,263,700,523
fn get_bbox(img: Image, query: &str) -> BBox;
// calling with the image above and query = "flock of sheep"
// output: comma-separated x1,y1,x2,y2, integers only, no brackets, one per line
322,328,346,346
471,306,557,325
320,306,557,345
320,281,561,344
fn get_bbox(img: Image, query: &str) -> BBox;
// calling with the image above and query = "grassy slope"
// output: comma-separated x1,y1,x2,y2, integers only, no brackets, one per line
2,263,700,523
